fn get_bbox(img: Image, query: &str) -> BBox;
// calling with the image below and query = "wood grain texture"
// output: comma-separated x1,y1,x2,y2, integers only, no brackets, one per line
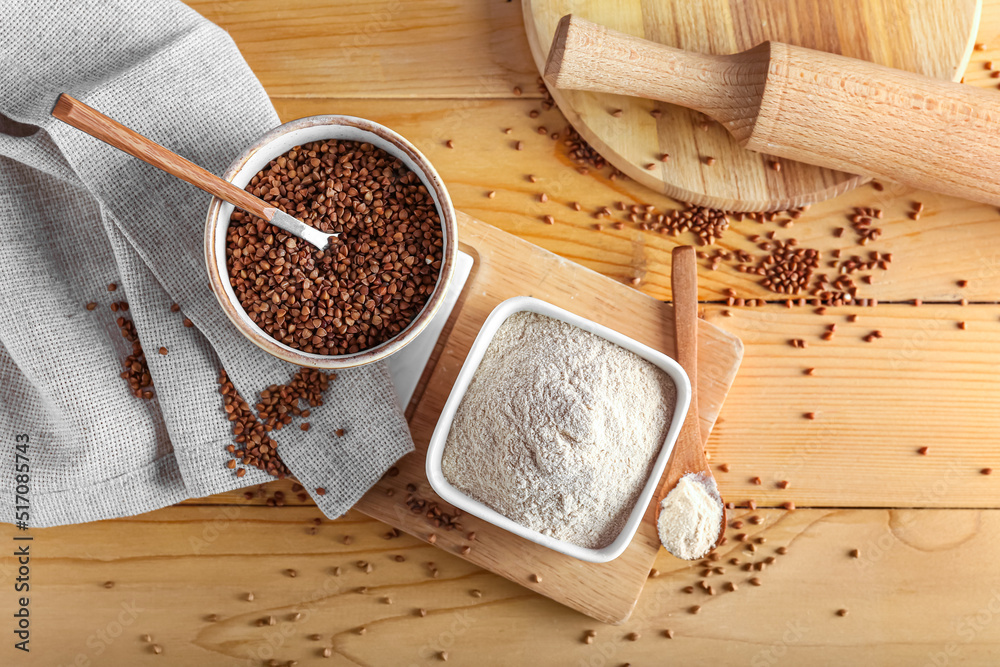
348,213,742,624
698,302,1000,509
271,96,1000,304
183,0,539,99
6,506,1000,666
524,0,981,210
16,2,1000,664
194,303,1000,511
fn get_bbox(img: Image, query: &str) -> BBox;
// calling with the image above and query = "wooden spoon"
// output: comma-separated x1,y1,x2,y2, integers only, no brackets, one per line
51,94,335,250
654,246,725,558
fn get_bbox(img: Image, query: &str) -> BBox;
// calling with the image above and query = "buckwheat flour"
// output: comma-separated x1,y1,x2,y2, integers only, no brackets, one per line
656,473,723,560
440,311,677,549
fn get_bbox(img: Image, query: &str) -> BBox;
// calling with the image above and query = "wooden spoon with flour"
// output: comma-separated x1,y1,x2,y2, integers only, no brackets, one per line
654,246,726,560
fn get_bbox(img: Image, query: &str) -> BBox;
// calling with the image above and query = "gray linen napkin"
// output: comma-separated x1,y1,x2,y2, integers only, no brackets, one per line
0,0,414,527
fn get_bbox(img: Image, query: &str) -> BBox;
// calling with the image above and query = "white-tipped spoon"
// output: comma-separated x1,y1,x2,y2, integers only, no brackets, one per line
51,93,335,250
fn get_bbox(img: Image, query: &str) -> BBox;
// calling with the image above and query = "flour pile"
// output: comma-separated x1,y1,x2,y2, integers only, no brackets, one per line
441,312,676,549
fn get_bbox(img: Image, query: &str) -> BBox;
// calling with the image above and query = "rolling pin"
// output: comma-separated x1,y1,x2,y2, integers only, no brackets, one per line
544,15,1000,207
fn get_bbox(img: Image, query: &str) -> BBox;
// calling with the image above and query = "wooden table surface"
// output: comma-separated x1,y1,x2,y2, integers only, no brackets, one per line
6,1,1000,665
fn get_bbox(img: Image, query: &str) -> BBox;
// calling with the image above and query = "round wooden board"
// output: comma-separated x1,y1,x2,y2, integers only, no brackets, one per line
523,0,981,211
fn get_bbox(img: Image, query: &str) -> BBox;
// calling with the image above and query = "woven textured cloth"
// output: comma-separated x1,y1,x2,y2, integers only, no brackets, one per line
0,0,413,527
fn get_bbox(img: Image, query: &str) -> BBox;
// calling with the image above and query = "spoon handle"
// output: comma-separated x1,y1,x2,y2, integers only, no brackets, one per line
51,94,277,223
665,246,704,488
657,247,725,556
672,247,699,402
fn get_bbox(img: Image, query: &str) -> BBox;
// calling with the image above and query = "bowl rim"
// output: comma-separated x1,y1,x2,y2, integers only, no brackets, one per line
204,114,458,369
425,296,693,564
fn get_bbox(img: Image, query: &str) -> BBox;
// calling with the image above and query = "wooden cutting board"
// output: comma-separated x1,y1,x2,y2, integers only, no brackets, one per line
355,213,743,624
523,0,981,212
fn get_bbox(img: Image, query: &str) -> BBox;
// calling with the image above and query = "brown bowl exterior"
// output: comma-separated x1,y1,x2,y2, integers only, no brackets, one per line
204,115,458,369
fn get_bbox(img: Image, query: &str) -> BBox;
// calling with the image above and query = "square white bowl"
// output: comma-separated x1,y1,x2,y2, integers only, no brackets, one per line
425,296,692,563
